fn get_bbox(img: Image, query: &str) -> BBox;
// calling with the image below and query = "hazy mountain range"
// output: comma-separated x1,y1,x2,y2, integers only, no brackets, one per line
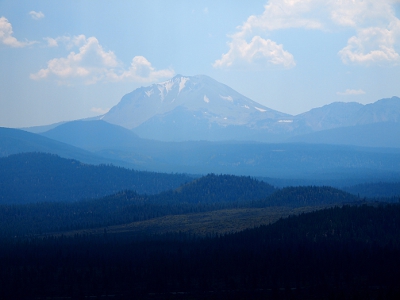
96,74,400,145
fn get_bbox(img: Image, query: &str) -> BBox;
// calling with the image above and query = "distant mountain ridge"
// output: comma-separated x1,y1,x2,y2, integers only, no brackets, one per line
95,74,400,143
293,97,400,131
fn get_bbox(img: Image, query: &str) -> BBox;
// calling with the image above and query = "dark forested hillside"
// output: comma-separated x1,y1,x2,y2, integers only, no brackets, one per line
0,152,193,204
157,173,276,204
343,181,400,198
1,204,400,299
0,174,276,238
258,185,360,207
0,181,387,239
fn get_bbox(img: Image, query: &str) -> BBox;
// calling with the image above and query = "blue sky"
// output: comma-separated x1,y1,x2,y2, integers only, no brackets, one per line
1,0,400,128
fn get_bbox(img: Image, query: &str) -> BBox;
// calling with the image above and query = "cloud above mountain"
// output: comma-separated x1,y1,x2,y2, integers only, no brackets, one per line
214,0,400,69
30,35,174,85
337,89,366,96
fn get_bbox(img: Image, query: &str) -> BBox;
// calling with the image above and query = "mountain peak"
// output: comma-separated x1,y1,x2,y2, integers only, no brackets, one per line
102,74,288,131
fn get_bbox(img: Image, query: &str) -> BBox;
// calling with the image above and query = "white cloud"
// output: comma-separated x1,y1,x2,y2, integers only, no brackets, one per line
215,0,400,69
336,89,366,96
332,1,400,65
30,36,118,84
0,16,35,47
339,20,400,65
44,37,59,47
240,0,323,34
118,56,174,83
214,36,295,69
29,11,44,20
31,35,174,85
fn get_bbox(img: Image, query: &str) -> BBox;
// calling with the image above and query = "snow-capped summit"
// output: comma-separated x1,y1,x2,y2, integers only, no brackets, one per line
102,74,290,140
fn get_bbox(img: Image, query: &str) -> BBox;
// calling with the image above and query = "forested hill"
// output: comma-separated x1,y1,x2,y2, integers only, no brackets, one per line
258,186,360,207
0,184,387,238
0,152,193,204
156,173,276,204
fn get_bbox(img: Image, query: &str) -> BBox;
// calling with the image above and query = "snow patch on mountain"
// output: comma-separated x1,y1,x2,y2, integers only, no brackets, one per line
157,79,176,101
204,95,210,103
179,77,190,93
255,107,267,112
159,79,175,92
220,95,233,102
145,89,153,97
158,86,165,101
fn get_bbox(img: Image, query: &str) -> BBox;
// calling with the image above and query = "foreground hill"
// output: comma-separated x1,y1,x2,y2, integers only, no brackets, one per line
0,152,192,204
1,204,400,299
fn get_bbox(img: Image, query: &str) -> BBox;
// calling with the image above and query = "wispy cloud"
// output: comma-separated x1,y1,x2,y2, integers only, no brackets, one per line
30,35,174,85
337,89,366,96
0,17,35,47
91,107,110,114
29,11,44,20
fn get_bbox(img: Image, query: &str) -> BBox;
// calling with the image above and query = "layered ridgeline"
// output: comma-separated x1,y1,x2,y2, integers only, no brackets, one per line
2,122,398,184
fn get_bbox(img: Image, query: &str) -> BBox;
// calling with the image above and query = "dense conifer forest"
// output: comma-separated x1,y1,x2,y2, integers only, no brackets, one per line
1,204,400,299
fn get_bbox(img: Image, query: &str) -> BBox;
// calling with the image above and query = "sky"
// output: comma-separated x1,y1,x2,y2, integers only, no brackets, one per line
1,0,400,128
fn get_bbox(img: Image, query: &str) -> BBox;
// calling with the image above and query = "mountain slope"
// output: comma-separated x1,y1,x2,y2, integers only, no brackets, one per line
0,126,113,165
41,120,141,151
292,96,400,132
